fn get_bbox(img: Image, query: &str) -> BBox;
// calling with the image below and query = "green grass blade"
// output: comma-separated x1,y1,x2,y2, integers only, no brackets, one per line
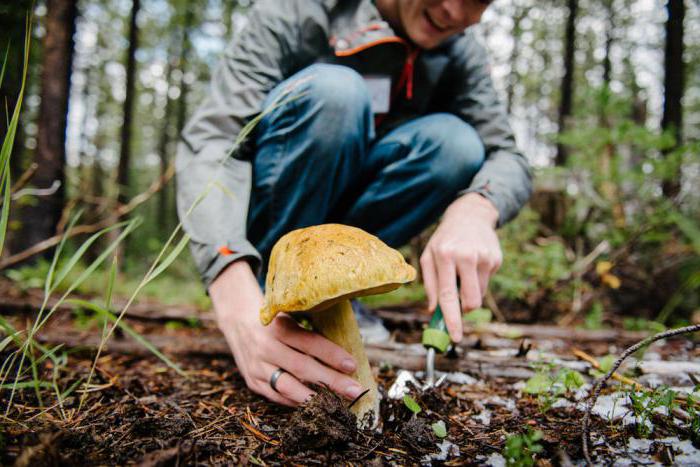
0,335,14,352
0,42,10,87
142,233,190,286
67,299,186,376
44,210,83,296
0,381,53,390
34,218,141,332
0,316,23,348
49,218,129,294
0,21,30,188
105,256,117,311
0,164,10,258
59,377,83,401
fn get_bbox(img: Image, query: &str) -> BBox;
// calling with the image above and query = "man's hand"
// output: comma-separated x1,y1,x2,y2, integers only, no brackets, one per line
420,193,502,343
209,260,366,406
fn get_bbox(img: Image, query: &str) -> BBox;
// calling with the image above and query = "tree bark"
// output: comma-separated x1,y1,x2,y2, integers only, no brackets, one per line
116,0,141,207
156,48,176,232
555,0,578,166
661,0,685,197
11,0,77,258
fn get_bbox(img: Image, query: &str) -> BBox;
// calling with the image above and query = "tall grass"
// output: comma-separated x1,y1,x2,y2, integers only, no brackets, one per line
0,35,303,423
0,18,31,259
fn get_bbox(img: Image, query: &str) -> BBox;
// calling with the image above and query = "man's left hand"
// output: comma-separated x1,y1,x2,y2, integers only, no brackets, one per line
420,193,502,343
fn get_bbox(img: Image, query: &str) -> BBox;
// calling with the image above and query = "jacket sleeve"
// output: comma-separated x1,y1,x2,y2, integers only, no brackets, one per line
176,1,330,289
447,31,533,227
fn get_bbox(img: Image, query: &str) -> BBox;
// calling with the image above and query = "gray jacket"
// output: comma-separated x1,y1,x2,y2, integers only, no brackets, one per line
176,0,533,288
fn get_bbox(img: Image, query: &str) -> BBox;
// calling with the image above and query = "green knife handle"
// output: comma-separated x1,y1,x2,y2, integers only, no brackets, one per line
422,305,451,353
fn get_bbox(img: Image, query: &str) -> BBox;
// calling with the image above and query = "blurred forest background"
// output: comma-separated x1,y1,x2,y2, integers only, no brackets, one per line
0,0,698,329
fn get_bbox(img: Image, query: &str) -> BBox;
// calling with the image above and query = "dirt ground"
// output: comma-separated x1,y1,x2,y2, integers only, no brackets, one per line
1,281,699,465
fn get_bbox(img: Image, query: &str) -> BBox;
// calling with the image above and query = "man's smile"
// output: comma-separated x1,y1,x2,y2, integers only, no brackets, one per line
424,10,449,33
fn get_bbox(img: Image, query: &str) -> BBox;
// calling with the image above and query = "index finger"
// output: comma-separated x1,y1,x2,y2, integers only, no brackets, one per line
435,257,463,342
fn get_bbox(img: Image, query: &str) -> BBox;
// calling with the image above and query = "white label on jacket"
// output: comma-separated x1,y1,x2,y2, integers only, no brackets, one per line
363,75,391,114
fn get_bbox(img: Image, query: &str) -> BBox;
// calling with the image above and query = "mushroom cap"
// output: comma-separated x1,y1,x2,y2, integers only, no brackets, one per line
260,224,416,325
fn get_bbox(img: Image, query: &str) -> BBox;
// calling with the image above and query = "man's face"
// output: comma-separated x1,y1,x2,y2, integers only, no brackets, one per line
396,0,490,49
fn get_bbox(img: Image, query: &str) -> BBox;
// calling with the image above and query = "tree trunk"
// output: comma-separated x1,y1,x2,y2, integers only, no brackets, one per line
506,5,526,115
555,0,578,166
156,53,175,233
661,0,685,197
601,0,614,86
116,0,141,207
11,0,77,258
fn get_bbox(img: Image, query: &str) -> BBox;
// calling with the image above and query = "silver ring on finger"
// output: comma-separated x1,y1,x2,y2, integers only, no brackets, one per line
269,368,287,392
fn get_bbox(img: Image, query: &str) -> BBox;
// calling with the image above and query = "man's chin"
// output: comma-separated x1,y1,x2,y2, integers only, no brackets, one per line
411,34,446,50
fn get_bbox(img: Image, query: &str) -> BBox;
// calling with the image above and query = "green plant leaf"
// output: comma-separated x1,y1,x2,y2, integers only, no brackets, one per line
559,369,585,391
524,373,552,395
431,420,447,438
598,355,616,373
403,394,421,414
463,308,492,326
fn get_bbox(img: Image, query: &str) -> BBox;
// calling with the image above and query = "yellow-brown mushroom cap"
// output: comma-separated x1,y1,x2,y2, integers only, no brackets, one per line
260,224,416,325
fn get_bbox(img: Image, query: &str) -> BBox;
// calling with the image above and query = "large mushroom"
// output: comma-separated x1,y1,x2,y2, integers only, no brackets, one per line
260,223,416,427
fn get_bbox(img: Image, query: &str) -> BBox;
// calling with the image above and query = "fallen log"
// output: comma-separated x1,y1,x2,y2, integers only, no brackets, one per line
0,293,214,323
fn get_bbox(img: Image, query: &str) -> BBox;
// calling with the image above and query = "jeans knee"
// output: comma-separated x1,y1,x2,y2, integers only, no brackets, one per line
424,114,485,190
260,64,372,151
269,64,370,118
305,64,369,112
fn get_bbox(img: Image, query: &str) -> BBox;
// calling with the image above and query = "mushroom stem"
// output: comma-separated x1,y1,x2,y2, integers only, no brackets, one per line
310,299,379,428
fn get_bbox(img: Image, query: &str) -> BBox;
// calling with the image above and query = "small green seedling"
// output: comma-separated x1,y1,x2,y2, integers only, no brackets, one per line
589,354,616,378
403,394,421,415
627,385,676,437
524,364,585,414
463,308,492,326
431,420,447,438
503,429,543,467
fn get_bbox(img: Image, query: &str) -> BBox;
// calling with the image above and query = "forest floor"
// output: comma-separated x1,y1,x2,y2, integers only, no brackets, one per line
1,278,699,466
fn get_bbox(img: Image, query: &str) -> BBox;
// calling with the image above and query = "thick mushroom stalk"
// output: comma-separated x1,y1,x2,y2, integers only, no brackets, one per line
259,224,415,429
309,299,378,426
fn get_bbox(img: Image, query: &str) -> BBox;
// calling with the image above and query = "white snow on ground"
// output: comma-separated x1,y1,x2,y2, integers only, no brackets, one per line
612,437,700,466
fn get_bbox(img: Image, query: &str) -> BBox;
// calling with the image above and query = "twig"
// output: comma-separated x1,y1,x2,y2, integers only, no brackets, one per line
0,163,174,270
581,324,700,465
9,163,38,194
484,290,506,323
572,348,642,389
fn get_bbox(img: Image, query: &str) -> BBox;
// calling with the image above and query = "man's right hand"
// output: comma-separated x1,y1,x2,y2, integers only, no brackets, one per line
208,260,366,406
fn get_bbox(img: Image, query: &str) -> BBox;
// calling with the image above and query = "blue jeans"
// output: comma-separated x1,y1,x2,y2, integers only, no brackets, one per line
248,64,485,279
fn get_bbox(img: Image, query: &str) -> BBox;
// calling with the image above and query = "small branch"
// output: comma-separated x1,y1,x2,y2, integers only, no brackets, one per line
0,163,175,270
484,290,506,323
572,348,642,389
581,324,700,465
11,180,61,201
10,163,38,194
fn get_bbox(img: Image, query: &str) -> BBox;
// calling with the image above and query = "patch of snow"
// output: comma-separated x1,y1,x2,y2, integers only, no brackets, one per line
442,372,479,385
638,360,700,375
483,452,506,467
472,409,492,426
482,395,517,412
512,380,527,391
612,437,700,466
421,439,460,463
